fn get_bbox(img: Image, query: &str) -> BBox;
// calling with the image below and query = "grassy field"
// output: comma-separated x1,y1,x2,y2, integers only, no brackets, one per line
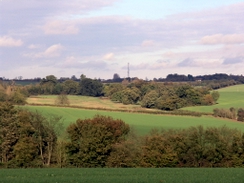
23,84,244,135
27,95,147,111
183,84,244,113
20,105,244,135
0,168,243,183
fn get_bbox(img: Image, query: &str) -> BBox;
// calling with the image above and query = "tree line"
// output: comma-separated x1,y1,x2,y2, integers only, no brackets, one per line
1,74,220,111
1,102,244,168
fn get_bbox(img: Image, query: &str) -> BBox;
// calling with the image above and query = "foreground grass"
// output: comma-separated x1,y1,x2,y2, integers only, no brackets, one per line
0,168,243,183
20,105,244,135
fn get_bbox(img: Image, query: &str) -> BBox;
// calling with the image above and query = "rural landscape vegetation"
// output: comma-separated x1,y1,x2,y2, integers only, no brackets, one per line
0,73,244,182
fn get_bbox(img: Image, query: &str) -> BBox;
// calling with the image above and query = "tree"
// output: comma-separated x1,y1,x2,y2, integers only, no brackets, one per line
8,89,27,105
112,73,122,82
79,78,103,97
141,90,158,108
63,80,79,94
71,75,77,81
140,130,177,167
121,87,140,105
40,75,58,94
55,93,70,106
237,108,244,122
28,111,63,166
66,115,130,167
106,129,142,167
211,91,220,104
0,102,19,164
0,87,7,102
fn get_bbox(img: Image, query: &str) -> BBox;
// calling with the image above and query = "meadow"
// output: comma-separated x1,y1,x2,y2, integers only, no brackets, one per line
183,84,244,113
27,95,145,111
21,105,244,135
23,84,244,135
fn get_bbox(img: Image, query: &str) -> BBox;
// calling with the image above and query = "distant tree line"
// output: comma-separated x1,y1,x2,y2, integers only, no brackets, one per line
24,74,103,97
1,103,244,168
2,74,221,111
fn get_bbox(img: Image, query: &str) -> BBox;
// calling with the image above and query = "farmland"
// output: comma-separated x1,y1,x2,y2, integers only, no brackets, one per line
20,105,244,135
0,168,243,183
22,84,244,135
26,95,153,111
183,84,244,113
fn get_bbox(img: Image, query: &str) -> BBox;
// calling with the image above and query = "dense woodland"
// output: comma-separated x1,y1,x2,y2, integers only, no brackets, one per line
0,73,244,168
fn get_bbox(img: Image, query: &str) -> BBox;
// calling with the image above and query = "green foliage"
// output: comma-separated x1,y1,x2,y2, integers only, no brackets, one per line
66,115,130,167
8,90,27,105
211,91,220,103
79,78,103,97
156,95,183,110
141,130,178,167
0,88,7,102
237,108,244,122
0,102,19,164
0,104,63,168
106,129,142,167
103,83,124,97
55,94,70,106
141,90,158,108
63,80,79,95
121,87,140,105
213,108,236,119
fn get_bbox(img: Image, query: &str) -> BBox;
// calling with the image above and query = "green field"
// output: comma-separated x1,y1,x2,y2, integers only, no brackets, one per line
183,84,244,113
22,84,244,135
0,168,243,183
21,105,244,135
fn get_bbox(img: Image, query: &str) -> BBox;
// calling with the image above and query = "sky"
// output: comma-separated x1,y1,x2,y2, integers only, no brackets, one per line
0,0,244,80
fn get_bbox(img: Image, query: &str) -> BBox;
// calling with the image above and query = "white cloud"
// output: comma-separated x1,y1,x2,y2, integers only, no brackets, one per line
43,21,79,35
103,52,114,60
0,36,23,47
141,40,155,47
28,44,41,49
201,34,244,45
24,44,64,58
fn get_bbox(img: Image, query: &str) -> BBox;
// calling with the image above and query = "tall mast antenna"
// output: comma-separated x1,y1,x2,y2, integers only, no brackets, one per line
127,62,130,78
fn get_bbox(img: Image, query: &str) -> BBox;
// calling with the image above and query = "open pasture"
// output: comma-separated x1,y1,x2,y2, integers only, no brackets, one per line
21,105,244,135
0,168,243,183
183,84,244,113
27,95,146,111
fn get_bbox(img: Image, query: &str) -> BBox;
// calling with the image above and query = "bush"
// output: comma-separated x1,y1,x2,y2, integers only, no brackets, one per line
237,108,244,122
66,115,130,167
55,93,70,106
213,108,236,119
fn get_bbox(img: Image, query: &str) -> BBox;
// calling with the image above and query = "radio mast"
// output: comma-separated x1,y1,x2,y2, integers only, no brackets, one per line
127,63,130,78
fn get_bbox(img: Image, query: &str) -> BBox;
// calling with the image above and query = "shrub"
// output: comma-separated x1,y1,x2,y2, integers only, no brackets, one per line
66,115,130,167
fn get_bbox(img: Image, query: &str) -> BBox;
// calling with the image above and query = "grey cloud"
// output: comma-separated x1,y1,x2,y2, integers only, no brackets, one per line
0,0,117,34
223,57,244,65
178,58,195,67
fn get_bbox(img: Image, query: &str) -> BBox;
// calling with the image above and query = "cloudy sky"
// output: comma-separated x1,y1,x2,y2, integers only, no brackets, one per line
1,0,244,80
